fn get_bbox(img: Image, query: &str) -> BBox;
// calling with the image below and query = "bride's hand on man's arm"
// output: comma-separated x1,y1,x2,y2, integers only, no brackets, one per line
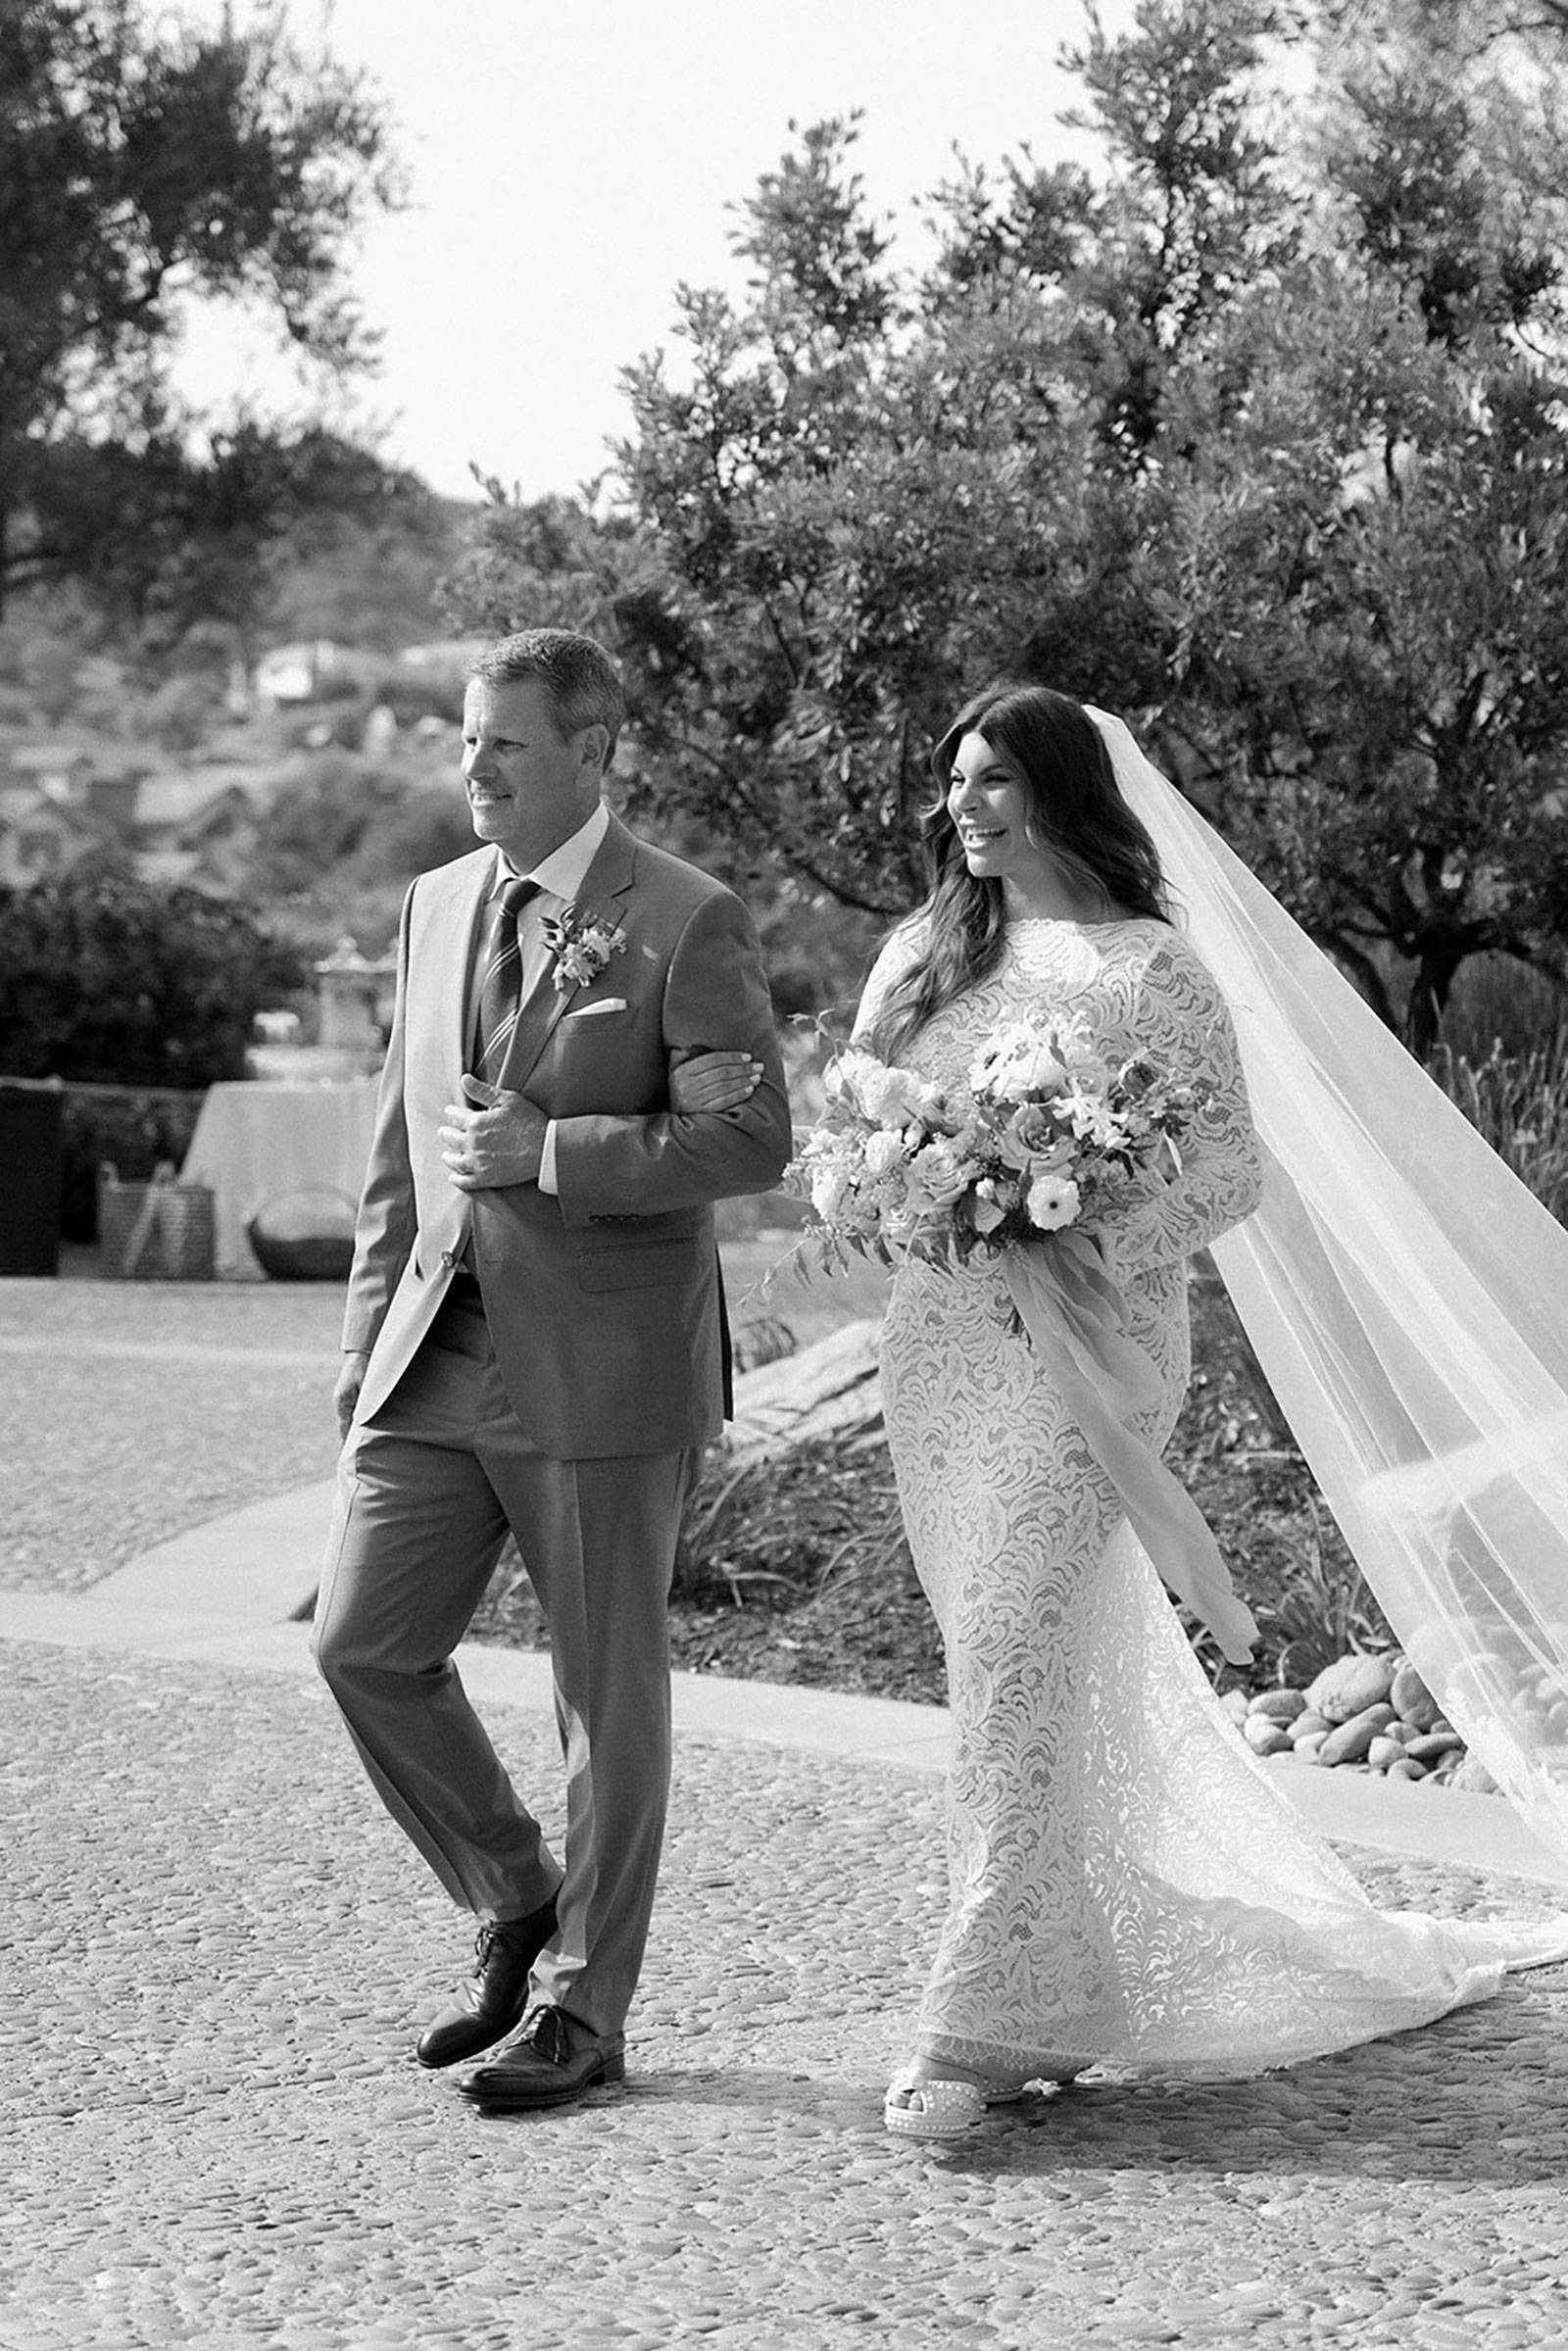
668,1046,763,1115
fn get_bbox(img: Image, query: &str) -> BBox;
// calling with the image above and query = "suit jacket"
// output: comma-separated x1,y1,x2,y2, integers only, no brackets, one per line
342,812,792,1456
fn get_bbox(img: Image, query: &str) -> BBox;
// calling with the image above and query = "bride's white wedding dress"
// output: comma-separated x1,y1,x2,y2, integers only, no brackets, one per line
863,913,1568,2084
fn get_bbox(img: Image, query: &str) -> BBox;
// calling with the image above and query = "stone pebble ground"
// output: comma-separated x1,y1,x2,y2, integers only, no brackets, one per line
5,1275,1568,2348
5,1643,1568,2351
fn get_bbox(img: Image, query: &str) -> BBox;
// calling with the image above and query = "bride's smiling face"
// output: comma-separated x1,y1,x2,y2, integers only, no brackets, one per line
947,730,1060,898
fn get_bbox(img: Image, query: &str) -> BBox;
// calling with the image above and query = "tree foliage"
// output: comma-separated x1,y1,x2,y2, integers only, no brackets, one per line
0,0,401,636
442,0,1568,1046
0,859,304,1087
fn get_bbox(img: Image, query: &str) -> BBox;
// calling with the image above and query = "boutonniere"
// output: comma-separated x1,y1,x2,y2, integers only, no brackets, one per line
541,903,628,995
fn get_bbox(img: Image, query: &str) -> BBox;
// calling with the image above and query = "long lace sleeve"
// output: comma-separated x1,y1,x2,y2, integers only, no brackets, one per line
1097,932,1263,1279
852,917,928,1046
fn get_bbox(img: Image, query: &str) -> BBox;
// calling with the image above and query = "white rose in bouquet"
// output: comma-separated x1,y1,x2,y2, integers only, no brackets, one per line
823,1049,875,1105
861,1128,908,1179
804,1137,860,1221
829,1049,938,1128
864,1065,939,1127
996,1102,1071,1172
904,1137,973,1212
810,1163,852,1220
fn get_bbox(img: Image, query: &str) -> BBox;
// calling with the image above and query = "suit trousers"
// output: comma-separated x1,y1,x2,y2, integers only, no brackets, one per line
314,1283,699,2036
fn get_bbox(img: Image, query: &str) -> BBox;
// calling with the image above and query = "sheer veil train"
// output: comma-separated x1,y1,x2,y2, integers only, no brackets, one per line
1093,709,1568,1872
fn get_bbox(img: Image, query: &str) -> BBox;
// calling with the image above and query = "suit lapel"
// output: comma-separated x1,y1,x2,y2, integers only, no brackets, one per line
500,817,638,1095
415,850,494,1091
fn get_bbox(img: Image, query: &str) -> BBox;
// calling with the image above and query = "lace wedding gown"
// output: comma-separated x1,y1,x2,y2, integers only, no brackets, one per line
863,914,1568,2083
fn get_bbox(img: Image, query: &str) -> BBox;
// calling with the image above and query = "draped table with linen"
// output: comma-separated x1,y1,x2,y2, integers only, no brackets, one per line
180,1080,379,1278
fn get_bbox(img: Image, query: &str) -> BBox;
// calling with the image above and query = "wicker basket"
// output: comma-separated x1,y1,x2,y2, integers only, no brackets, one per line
99,1161,216,1282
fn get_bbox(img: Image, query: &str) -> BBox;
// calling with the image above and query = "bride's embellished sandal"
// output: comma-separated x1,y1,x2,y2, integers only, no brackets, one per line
883,2070,1027,2140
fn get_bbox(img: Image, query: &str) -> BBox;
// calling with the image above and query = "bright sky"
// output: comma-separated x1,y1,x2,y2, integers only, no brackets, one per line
177,0,1133,502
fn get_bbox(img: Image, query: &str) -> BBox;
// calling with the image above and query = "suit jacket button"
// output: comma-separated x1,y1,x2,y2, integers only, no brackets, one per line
440,1249,459,1269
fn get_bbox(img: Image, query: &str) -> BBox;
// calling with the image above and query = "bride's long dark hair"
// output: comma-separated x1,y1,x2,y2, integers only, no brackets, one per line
867,683,1173,1061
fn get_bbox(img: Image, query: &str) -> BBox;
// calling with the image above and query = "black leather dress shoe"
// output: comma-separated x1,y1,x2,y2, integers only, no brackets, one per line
415,1896,559,2069
458,2004,626,2112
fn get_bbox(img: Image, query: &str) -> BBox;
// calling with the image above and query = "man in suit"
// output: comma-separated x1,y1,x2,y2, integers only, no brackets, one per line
314,627,791,2112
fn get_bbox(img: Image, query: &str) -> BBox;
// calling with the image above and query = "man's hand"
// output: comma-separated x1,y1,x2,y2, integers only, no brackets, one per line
334,1350,370,1442
440,1073,548,1192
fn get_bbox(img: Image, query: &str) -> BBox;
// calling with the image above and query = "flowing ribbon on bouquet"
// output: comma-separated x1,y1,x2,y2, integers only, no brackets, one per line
1002,1237,1260,1667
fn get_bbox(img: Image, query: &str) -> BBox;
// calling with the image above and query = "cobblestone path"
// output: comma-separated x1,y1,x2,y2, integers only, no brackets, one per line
4,1641,1568,2350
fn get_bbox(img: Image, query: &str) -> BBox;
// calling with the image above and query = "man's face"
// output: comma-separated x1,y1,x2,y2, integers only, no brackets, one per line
460,677,604,866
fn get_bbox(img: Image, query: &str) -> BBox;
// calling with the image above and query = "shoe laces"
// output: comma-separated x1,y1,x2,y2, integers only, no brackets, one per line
518,2003,569,2061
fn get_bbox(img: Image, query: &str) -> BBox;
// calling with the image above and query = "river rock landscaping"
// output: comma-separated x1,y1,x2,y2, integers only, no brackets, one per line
1222,1648,1498,1792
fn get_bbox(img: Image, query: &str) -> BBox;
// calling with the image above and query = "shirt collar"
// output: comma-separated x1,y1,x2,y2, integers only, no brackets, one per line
491,801,610,906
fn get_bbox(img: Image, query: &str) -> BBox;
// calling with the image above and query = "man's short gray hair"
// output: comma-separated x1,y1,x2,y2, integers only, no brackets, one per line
468,628,626,769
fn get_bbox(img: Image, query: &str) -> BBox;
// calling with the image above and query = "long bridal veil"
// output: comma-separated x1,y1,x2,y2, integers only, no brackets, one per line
1091,709,1568,1871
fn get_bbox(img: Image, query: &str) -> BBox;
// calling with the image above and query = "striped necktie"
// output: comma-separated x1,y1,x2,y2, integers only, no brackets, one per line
470,875,539,1084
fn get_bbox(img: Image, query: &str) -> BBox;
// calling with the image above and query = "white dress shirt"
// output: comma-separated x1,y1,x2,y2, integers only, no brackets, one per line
479,801,611,1196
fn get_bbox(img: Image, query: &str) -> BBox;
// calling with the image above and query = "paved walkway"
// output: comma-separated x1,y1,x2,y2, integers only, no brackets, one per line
6,1485,1568,2348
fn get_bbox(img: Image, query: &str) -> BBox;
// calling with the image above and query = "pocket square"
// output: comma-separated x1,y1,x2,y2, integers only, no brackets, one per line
564,997,628,1018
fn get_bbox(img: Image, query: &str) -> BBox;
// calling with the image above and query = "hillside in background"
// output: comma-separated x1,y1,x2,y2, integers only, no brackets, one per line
0,494,485,1009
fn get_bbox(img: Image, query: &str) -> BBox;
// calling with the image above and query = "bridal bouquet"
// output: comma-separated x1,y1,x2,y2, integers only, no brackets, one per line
786,1017,1202,1271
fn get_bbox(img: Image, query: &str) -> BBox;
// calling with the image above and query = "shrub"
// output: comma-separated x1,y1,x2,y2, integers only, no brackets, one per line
1429,1033,1568,1225
0,858,302,1087
1438,953,1568,1063
672,1427,912,1613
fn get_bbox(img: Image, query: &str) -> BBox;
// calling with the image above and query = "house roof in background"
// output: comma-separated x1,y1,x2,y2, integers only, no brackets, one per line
0,730,149,783
134,848,204,886
133,762,300,829
0,784,103,840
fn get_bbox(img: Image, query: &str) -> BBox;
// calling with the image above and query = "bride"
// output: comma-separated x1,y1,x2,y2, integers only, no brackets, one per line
676,680,1568,2139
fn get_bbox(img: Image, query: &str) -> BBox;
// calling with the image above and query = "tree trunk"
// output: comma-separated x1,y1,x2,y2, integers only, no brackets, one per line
1404,944,1463,1063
